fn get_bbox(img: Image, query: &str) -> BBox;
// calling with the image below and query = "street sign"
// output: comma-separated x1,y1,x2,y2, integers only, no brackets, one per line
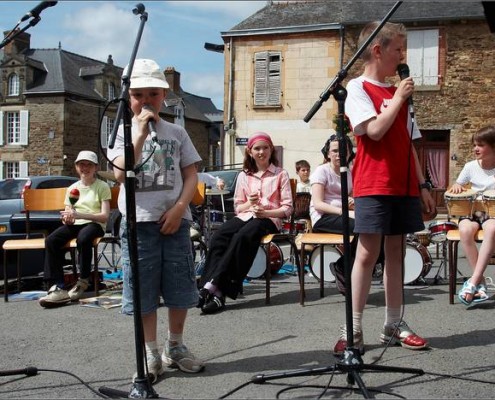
235,137,248,146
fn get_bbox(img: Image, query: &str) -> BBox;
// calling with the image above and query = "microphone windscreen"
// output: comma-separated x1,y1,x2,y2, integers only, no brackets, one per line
397,63,410,80
69,188,80,206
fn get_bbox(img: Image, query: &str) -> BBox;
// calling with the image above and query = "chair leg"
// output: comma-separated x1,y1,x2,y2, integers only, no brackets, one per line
94,245,99,297
265,244,271,305
299,244,306,306
3,252,9,302
319,245,324,298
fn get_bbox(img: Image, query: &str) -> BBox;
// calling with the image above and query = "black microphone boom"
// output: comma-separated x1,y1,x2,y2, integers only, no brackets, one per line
19,1,58,22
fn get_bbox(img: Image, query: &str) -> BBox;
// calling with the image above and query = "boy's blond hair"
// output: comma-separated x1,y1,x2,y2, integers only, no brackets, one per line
359,21,406,62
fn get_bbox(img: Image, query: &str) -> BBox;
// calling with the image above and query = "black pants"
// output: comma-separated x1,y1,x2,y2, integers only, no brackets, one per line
43,223,104,286
200,217,277,299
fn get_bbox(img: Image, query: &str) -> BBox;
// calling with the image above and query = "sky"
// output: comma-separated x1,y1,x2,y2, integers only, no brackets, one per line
0,1,267,110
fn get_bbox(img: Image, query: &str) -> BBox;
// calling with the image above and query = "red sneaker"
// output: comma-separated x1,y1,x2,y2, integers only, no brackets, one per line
380,321,428,350
333,325,364,356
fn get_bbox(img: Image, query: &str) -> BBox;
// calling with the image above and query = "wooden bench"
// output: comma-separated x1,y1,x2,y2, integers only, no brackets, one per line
298,233,353,305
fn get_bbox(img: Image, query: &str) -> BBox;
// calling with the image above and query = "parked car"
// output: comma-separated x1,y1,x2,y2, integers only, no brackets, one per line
0,176,78,235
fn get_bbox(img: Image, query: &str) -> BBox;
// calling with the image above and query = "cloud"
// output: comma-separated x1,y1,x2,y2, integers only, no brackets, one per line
182,71,225,109
165,1,264,22
60,3,151,65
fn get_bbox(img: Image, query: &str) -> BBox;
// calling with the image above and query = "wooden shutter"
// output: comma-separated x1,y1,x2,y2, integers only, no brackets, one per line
20,110,29,145
407,29,439,86
20,161,28,177
0,111,3,146
254,51,281,106
101,116,108,148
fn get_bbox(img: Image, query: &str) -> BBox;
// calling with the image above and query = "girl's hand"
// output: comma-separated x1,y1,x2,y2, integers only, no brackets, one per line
248,192,259,205
448,183,465,194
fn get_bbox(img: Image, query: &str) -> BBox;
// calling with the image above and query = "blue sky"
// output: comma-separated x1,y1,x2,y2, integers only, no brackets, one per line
0,1,266,109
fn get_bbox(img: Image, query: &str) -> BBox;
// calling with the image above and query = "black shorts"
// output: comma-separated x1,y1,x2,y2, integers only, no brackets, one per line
354,195,424,235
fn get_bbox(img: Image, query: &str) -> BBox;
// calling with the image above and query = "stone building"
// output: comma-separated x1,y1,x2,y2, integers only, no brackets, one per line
220,1,495,212
0,31,222,178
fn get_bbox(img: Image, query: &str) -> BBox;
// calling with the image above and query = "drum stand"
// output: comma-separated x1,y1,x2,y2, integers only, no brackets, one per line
251,5,425,396
431,239,449,284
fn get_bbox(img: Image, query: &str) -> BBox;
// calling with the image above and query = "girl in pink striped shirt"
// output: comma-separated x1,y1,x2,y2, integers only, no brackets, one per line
198,132,293,314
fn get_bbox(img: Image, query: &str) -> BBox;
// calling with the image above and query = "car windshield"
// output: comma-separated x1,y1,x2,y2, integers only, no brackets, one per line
208,170,239,192
0,179,27,200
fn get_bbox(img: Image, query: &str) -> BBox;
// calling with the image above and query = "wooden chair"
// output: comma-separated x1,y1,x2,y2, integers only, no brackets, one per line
259,178,302,304
298,233,354,305
64,185,120,296
3,187,67,301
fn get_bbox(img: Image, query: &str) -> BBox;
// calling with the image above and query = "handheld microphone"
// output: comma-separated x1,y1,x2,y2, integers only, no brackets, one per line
68,188,80,207
19,1,58,23
397,63,414,116
142,105,159,143
0,367,38,377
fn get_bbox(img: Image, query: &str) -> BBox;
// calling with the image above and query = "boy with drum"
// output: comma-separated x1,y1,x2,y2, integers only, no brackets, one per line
448,125,495,305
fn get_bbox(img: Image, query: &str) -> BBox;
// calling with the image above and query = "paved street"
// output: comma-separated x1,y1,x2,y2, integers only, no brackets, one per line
1,239,494,399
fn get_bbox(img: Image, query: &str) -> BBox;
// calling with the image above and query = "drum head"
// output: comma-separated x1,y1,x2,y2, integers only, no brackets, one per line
404,243,432,284
309,246,342,283
247,248,267,279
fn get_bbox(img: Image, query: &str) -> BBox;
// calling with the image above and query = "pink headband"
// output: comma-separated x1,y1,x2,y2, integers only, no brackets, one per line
247,132,273,149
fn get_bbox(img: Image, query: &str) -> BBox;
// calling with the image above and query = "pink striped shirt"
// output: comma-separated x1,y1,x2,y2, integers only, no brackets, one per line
234,164,293,230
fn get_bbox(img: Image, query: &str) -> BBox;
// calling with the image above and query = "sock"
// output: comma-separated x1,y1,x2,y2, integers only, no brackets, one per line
204,281,217,294
145,341,158,356
168,331,183,348
352,311,363,333
384,307,401,327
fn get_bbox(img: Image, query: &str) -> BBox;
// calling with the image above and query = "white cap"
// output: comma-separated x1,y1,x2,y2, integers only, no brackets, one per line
75,151,98,164
124,59,169,89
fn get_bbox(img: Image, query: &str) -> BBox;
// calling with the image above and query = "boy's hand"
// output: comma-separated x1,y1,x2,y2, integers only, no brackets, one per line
397,77,414,103
157,207,182,235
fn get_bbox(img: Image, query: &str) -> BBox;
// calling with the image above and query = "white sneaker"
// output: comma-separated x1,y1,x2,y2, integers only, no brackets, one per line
162,343,205,373
68,279,89,301
133,352,164,384
39,285,70,308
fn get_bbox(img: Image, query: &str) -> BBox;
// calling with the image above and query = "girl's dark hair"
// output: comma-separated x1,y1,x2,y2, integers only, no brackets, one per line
472,125,495,148
243,145,279,173
321,134,356,163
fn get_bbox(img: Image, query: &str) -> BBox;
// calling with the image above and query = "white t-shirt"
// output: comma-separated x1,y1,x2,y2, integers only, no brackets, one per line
309,163,353,226
456,160,495,193
107,118,201,222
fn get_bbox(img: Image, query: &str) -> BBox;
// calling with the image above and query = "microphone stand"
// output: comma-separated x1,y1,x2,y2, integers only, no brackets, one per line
0,17,41,50
98,4,160,399
250,2,425,398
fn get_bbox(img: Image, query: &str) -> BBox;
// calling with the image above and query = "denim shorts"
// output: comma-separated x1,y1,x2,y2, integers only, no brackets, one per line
354,195,424,235
120,219,198,315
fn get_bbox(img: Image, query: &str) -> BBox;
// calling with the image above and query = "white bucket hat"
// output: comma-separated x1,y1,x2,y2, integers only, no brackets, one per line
75,150,98,164
124,59,169,89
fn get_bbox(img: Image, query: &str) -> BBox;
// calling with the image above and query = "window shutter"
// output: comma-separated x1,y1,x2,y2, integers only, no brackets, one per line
254,52,268,105
19,110,29,145
268,53,281,106
423,30,439,85
101,116,108,148
0,111,3,146
0,162,3,179
407,31,424,84
20,161,28,177
254,51,281,106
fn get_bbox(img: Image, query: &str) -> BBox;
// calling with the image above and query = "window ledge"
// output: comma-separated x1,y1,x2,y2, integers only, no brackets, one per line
416,85,440,92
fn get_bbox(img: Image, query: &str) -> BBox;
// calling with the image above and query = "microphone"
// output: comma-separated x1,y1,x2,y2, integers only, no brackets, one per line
19,1,58,23
397,63,414,116
142,105,159,143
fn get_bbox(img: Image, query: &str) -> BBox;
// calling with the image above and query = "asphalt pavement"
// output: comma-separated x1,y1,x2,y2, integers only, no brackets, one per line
1,238,494,399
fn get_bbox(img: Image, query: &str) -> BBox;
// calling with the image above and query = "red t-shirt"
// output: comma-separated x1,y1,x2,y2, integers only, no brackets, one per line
345,77,420,197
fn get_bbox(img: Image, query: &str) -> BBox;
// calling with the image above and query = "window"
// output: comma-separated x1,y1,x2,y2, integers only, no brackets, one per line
108,82,115,100
0,161,28,178
8,73,20,96
0,110,29,146
407,29,439,86
100,116,115,148
254,51,282,106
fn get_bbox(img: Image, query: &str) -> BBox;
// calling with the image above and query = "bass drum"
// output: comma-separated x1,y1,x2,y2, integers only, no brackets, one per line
309,245,343,283
403,242,432,284
246,243,283,279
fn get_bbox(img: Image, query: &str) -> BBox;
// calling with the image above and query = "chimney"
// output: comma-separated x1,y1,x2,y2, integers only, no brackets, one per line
165,67,180,93
2,30,31,57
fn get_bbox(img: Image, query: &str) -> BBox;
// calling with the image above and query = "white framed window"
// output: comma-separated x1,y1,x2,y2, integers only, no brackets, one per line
0,110,29,145
8,73,20,96
0,161,28,178
407,29,439,86
253,50,282,107
108,82,115,100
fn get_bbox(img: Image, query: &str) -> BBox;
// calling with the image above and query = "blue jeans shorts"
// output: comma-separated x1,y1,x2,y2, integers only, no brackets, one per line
120,219,198,315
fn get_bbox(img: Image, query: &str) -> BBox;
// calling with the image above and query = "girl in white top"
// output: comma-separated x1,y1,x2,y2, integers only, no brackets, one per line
448,125,495,305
